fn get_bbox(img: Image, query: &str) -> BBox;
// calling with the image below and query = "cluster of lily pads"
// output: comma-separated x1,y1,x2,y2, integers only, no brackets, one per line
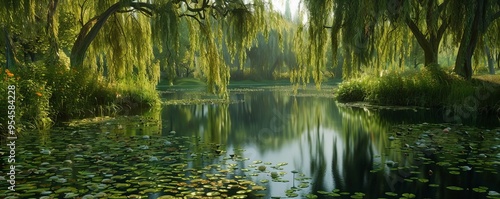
370,123,499,198
0,116,317,199
2,104,500,199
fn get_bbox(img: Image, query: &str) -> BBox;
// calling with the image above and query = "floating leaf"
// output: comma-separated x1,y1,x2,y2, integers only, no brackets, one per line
402,193,416,198
298,183,310,188
446,186,464,191
385,192,398,196
252,186,266,191
317,191,329,195
207,192,220,196
304,194,318,199
418,178,429,183
449,171,460,175
473,187,488,193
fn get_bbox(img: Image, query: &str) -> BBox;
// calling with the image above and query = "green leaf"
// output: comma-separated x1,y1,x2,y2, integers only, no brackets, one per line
446,186,464,191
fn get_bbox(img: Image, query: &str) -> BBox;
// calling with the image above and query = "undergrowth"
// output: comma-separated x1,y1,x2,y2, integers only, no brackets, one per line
335,66,500,112
0,62,160,130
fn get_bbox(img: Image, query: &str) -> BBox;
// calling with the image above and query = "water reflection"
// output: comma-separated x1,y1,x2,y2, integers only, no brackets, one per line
162,88,500,198
2,88,498,198
163,89,394,197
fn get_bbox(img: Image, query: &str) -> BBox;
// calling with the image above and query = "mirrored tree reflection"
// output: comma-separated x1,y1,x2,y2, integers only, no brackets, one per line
161,88,499,198
163,89,397,196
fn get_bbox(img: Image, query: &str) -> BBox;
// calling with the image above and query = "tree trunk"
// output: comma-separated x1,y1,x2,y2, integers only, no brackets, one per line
497,52,500,69
454,31,476,80
405,18,440,67
3,27,17,68
70,3,122,68
268,56,283,78
46,0,60,65
423,46,438,66
454,0,484,80
342,47,352,79
484,43,495,74
336,53,343,78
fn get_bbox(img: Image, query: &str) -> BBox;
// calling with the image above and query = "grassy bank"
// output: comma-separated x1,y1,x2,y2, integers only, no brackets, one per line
0,63,160,130
335,66,500,115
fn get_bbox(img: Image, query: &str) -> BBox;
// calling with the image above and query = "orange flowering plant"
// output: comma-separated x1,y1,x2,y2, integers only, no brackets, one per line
5,69,14,77
2,69,16,83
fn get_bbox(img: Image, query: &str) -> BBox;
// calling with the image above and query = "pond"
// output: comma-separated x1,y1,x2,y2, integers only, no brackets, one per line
1,84,500,199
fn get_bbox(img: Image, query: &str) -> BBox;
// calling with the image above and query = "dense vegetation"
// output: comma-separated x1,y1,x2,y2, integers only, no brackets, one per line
301,0,500,115
0,0,284,129
335,66,500,114
1,0,499,129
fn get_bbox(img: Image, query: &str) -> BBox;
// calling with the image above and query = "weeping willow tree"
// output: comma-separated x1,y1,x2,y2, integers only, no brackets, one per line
246,14,295,80
66,1,157,89
0,0,273,98
296,0,419,81
291,0,332,87
0,0,58,67
298,0,449,80
66,0,272,97
449,0,500,79
484,9,500,73
300,0,500,81
0,0,277,124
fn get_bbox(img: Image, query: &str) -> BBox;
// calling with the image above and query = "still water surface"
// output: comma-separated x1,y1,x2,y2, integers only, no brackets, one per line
1,85,499,198
162,86,500,198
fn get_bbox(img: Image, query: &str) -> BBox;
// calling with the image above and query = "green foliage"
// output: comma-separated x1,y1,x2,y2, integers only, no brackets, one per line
17,63,53,129
0,68,23,132
1,0,273,126
0,64,53,130
370,66,456,106
335,78,368,102
335,66,497,109
0,60,159,129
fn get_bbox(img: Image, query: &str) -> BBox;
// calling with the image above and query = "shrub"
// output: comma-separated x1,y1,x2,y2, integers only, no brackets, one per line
335,66,487,108
0,62,160,129
335,78,367,102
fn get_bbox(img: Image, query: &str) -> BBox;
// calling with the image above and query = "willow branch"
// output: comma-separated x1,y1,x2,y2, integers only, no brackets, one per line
180,0,209,12
179,13,203,25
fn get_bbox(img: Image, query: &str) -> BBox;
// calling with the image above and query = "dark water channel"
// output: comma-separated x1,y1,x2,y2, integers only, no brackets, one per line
1,85,499,198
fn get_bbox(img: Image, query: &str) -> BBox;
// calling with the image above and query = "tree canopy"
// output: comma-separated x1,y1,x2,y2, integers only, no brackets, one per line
1,0,499,98
300,0,500,80
1,0,284,96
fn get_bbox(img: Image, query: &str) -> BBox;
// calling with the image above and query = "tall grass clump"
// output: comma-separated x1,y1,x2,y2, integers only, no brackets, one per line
335,76,370,102
335,65,477,108
114,77,161,114
49,68,160,121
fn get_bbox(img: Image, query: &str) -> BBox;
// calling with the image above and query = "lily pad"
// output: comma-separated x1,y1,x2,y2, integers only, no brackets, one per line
385,192,398,196
446,186,464,191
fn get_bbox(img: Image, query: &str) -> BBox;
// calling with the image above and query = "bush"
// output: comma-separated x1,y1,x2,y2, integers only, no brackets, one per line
335,77,368,102
0,63,53,129
335,66,487,108
0,62,160,129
